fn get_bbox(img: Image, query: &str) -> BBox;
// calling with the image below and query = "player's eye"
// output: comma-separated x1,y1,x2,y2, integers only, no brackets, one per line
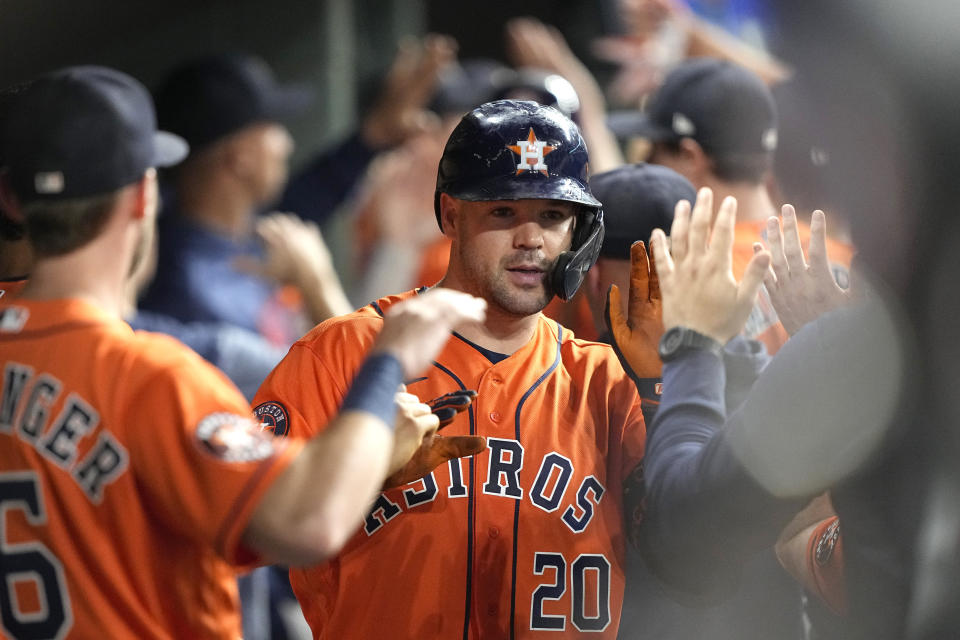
489,207,514,218
541,209,572,222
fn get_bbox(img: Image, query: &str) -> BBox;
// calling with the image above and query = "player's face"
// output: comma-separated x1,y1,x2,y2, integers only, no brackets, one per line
237,122,294,205
451,198,576,317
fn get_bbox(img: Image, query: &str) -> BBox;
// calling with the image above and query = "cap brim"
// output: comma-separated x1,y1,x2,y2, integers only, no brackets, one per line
265,84,315,120
606,110,673,141
153,130,189,167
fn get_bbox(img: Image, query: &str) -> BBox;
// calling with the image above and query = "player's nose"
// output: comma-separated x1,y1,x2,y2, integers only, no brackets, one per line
512,220,545,250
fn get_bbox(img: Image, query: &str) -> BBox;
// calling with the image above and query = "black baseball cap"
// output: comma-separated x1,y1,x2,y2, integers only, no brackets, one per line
611,58,778,156
154,53,314,152
591,163,696,259
2,66,188,204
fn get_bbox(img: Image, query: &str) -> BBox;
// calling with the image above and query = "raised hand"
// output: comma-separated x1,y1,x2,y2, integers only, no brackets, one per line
605,241,665,384
386,390,441,478
361,34,457,150
761,206,851,335
235,212,353,322
384,389,486,488
650,187,771,344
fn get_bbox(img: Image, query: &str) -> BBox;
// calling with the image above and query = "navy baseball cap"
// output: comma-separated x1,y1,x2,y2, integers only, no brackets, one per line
154,53,314,152
611,58,778,156
2,66,188,204
591,163,696,259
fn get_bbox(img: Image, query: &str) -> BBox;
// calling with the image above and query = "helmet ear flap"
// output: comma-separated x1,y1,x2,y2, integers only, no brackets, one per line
548,209,605,300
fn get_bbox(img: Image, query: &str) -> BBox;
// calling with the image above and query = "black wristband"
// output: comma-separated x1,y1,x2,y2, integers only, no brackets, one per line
341,353,404,429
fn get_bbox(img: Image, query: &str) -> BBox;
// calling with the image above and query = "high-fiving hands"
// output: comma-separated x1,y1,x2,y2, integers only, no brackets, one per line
605,241,665,385
385,390,485,489
760,206,851,335
651,187,771,344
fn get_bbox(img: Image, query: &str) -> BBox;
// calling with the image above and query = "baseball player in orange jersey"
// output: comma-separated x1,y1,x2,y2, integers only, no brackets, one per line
0,66,486,640
254,100,646,639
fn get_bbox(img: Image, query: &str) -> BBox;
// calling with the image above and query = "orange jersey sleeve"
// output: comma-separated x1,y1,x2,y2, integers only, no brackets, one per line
252,301,388,439
0,298,303,639
734,220,854,354
255,290,646,639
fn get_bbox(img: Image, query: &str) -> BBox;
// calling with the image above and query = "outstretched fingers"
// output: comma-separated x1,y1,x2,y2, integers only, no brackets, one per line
780,204,807,273
649,229,675,282
628,241,651,318
669,199,691,264
807,210,833,278
739,250,772,310
686,187,713,258
709,195,737,271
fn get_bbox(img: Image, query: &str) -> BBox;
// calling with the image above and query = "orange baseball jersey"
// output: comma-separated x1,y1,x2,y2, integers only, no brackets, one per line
0,298,303,639
733,220,854,354
0,277,27,301
253,289,646,639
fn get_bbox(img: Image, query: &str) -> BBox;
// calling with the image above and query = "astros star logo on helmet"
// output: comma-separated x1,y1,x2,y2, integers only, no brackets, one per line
508,128,554,176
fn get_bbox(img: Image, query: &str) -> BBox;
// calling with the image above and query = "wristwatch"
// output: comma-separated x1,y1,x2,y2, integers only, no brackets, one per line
658,326,723,362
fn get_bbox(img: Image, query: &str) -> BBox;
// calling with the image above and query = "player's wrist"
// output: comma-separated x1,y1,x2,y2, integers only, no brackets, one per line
658,326,723,362
341,353,404,429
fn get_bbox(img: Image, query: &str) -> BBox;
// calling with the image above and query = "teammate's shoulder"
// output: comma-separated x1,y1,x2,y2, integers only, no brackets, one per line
295,289,421,349
128,328,224,376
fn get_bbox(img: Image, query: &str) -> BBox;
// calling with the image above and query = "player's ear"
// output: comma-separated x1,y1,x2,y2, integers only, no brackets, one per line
439,193,458,238
679,138,710,184
131,168,158,221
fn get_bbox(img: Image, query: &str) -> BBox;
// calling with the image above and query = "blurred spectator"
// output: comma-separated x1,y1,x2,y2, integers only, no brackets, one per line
347,56,505,302
141,40,453,344
139,53,358,346
626,57,852,354
593,0,789,107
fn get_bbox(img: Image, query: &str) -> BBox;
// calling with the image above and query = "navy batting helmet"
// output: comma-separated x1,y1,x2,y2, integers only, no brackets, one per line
434,99,604,300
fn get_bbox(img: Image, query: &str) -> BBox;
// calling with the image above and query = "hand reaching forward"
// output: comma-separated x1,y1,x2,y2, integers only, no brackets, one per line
361,34,456,149
760,206,851,335
384,390,486,488
372,288,487,379
605,241,665,384
651,188,771,343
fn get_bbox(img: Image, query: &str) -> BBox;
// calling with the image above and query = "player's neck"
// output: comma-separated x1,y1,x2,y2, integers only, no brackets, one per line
19,248,129,318
17,212,134,318
435,274,540,354
701,177,777,223
454,306,540,355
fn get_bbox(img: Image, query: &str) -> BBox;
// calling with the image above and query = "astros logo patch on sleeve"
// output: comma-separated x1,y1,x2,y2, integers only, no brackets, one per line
195,412,277,462
253,401,290,437
508,128,554,176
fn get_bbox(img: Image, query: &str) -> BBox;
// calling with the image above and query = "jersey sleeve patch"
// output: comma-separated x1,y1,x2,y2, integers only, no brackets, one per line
195,412,277,462
814,518,841,566
252,401,290,437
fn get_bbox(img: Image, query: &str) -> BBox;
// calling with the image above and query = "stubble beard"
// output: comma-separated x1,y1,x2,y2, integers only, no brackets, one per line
460,245,554,318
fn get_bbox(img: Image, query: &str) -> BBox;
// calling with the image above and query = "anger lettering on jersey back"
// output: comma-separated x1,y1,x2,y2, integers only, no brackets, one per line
0,362,128,502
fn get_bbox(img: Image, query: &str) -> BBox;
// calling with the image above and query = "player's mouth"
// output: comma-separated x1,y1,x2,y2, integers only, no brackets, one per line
505,264,547,287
